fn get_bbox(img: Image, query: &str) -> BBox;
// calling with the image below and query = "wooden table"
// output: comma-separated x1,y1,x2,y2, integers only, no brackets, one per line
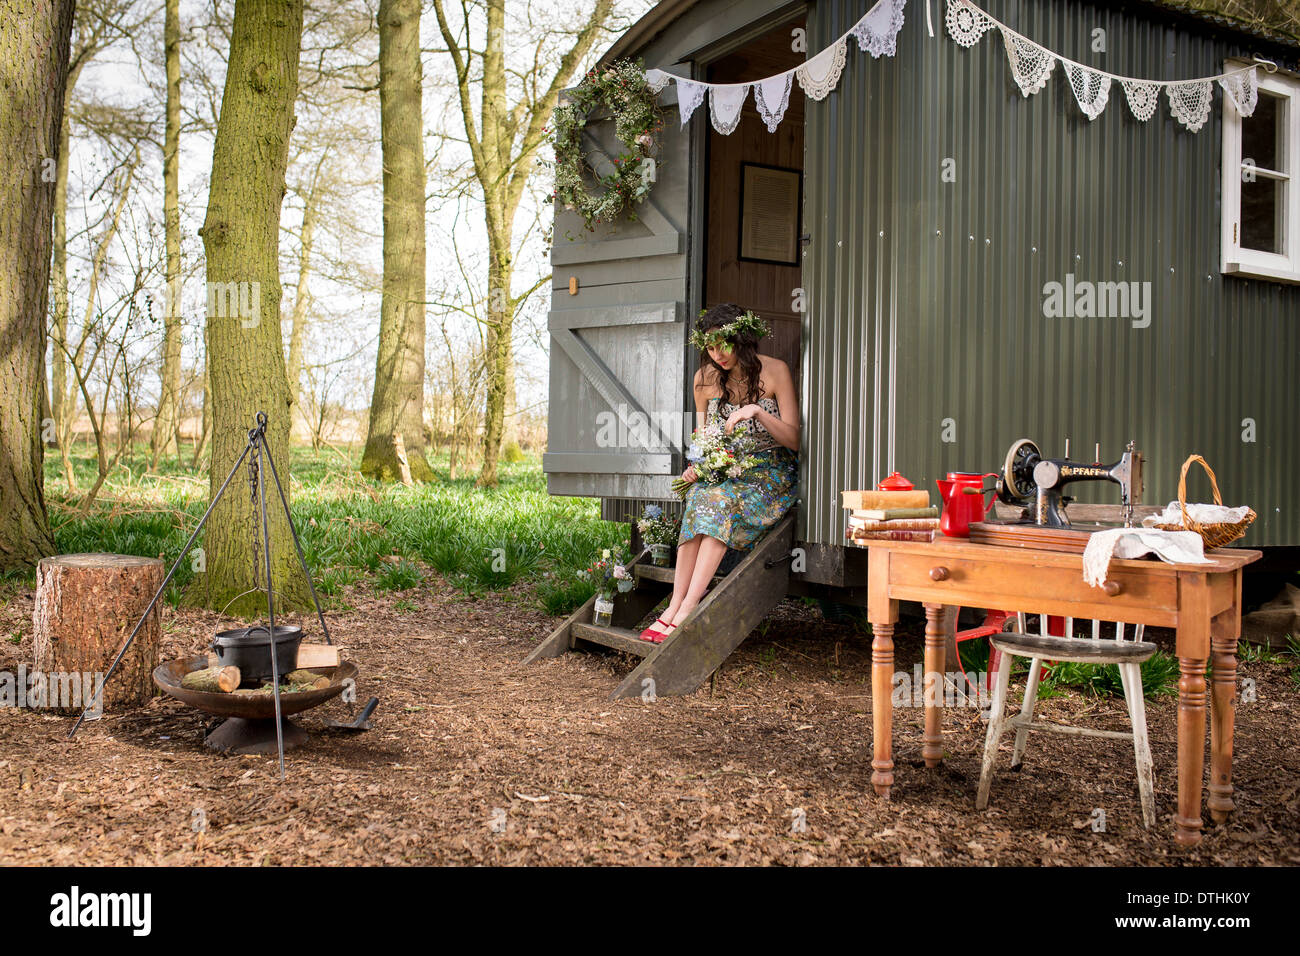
860,537,1261,846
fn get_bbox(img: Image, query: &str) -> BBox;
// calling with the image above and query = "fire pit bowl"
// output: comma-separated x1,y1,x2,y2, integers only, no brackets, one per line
154,655,357,719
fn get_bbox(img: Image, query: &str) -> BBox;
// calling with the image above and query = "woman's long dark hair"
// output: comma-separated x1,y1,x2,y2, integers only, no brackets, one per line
695,302,764,406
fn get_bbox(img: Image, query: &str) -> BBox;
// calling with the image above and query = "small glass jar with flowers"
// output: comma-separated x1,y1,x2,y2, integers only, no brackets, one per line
578,546,634,625
636,504,680,566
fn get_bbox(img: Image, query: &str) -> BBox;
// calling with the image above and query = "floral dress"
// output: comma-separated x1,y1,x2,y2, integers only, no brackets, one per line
678,396,800,551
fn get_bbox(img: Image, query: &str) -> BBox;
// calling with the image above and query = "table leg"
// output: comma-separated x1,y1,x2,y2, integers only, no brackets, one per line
923,604,947,768
871,621,895,798
1208,632,1238,824
1176,656,1207,847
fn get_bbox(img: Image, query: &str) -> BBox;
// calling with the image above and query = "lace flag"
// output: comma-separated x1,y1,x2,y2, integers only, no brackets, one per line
945,0,994,47
947,0,1265,131
1167,81,1213,132
796,40,848,101
1121,80,1161,122
754,74,794,133
852,0,907,57
644,0,907,134
644,69,671,94
709,84,750,135
1001,26,1054,97
1066,63,1110,121
676,80,706,128
1219,67,1259,117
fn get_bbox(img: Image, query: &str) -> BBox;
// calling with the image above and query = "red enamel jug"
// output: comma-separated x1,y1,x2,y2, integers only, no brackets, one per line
936,472,997,538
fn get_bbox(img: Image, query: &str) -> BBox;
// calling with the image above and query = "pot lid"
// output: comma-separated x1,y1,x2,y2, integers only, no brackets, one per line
876,471,914,491
213,624,303,646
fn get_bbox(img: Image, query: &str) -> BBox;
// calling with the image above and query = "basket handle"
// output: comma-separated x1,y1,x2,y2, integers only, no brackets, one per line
1177,454,1224,527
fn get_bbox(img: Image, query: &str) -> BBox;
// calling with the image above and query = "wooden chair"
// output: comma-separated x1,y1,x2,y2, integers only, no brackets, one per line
976,612,1158,828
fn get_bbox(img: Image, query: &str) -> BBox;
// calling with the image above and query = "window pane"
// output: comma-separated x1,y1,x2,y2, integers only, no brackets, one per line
1241,92,1284,174
1240,178,1284,254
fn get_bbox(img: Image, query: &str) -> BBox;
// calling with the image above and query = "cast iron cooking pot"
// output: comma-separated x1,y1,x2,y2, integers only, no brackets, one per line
210,624,303,684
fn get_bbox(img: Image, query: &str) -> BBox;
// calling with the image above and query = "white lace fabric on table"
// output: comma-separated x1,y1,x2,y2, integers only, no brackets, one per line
1082,528,1212,588
1141,501,1254,527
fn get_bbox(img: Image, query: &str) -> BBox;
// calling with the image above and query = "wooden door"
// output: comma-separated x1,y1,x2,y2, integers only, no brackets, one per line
544,81,692,500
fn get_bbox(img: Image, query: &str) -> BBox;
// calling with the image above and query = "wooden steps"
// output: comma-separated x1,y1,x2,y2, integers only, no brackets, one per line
633,564,726,588
524,511,798,699
570,622,655,657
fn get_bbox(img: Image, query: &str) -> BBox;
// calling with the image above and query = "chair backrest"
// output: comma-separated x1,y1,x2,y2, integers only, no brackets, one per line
1013,612,1145,645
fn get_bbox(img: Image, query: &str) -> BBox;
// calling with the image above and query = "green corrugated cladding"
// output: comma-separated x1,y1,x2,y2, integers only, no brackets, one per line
800,0,1299,548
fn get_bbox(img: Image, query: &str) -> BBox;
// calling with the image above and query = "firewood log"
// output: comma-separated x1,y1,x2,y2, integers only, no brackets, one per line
181,666,241,693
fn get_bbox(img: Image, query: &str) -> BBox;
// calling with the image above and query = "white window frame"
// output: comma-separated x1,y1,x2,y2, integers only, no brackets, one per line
1221,61,1300,284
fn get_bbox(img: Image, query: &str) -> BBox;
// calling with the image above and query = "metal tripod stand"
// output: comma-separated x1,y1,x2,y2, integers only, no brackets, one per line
68,412,333,782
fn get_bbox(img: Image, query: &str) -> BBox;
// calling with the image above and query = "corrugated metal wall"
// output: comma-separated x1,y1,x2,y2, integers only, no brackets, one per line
801,0,1299,549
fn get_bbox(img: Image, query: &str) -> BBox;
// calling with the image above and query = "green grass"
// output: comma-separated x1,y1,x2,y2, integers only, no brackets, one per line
41,441,629,617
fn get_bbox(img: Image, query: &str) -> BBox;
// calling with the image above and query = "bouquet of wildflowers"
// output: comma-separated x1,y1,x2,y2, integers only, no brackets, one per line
671,420,765,498
578,546,635,601
636,503,680,546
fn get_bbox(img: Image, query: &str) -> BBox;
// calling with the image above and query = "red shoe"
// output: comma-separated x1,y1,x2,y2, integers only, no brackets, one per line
639,618,676,644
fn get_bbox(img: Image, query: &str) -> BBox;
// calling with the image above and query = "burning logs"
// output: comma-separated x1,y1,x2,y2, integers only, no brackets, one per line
33,554,163,713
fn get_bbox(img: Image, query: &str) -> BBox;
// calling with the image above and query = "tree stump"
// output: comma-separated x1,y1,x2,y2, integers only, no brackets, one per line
33,554,163,713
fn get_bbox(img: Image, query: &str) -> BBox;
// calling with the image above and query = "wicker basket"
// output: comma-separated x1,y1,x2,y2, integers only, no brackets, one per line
1151,454,1256,549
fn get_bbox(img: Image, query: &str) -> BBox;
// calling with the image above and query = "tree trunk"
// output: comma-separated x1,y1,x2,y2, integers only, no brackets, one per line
151,0,184,467
477,248,513,486
361,0,432,483
285,192,316,429
0,0,73,571
502,351,518,447
195,0,307,613
33,553,162,712
51,111,71,450
191,364,211,468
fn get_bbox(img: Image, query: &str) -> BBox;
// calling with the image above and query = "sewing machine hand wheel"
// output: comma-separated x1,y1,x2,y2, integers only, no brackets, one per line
999,438,1041,503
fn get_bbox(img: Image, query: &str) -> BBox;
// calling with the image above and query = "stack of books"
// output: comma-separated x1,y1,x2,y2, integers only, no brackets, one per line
841,489,938,544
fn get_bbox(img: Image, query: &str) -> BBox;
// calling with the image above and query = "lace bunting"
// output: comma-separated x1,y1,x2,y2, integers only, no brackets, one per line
650,0,1261,136
796,39,848,101
644,0,903,134
945,0,994,48
945,0,1265,133
644,69,671,94
1001,27,1055,97
1219,67,1258,117
1121,80,1161,122
852,0,907,58
1066,63,1110,121
754,74,794,133
708,83,750,136
1167,81,1213,132
676,80,706,128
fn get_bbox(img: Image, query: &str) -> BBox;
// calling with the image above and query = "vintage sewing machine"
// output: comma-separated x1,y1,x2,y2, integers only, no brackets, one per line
993,438,1144,529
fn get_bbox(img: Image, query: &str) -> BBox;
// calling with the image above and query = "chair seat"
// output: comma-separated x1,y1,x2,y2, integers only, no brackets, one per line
990,631,1157,664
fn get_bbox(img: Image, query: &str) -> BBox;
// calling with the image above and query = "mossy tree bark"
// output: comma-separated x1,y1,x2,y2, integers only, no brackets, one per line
285,167,321,428
431,0,612,487
150,0,184,467
360,0,433,483
195,0,308,613
0,0,74,571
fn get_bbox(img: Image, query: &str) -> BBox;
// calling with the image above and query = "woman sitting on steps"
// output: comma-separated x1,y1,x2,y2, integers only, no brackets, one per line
640,303,801,643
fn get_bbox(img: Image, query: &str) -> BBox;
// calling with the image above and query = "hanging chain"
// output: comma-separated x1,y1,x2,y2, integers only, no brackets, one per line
249,438,261,606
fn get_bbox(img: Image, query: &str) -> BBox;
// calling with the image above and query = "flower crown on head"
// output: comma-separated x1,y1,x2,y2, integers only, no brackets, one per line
689,309,770,353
